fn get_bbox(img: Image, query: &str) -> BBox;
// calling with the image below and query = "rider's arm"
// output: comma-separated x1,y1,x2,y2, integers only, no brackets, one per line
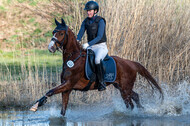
88,19,105,46
77,20,86,41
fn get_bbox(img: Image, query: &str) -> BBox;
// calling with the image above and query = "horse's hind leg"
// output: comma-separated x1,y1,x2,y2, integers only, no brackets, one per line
120,90,134,109
131,90,143,108
119,83,134,110
114,82,134,109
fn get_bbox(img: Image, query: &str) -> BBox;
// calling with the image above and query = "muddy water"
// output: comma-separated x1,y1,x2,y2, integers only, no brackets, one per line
1,81,190,126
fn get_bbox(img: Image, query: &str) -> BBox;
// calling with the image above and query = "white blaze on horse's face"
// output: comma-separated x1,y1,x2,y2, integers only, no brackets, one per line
48,34,57,53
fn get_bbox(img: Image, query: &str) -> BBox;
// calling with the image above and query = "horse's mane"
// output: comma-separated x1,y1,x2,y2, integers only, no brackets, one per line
68,27,86,52
76,39,83,50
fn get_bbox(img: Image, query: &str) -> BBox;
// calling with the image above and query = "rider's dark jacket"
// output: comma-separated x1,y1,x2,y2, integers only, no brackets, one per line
77,16,107,46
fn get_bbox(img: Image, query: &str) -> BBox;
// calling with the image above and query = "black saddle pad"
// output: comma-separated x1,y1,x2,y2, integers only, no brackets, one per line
85,49,117,82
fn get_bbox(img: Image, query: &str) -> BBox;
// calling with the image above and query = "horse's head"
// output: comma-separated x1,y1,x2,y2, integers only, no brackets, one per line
48,18,68,53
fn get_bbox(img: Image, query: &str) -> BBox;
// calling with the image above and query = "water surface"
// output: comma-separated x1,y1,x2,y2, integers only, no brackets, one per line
1,81,190,126
1,105,190,126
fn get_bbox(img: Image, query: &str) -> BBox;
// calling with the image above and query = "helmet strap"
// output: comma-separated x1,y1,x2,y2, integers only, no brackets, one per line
93,10,98,16
93,13,97,17
94,9,98,14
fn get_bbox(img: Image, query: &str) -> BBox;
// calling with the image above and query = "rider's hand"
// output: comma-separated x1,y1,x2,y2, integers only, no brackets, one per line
82,43,89,50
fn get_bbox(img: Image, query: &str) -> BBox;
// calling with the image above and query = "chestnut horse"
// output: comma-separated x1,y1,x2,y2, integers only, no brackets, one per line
30,18,163,116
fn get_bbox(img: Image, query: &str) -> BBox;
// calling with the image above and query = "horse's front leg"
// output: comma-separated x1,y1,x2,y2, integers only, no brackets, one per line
30,81,72,112
45,80,72,97
61,91,71,116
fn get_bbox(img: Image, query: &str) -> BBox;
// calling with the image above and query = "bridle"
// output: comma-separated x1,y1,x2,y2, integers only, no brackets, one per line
51,26,68,53
50,25,85,73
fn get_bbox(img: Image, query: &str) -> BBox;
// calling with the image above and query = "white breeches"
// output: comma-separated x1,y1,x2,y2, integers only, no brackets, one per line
87,42,108,64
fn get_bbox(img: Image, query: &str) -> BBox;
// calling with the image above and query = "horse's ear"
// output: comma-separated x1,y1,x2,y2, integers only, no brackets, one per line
55,18,60,26
61,18,66,26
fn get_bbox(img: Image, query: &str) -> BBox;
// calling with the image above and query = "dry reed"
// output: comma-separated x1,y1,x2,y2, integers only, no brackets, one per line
0,0,189,107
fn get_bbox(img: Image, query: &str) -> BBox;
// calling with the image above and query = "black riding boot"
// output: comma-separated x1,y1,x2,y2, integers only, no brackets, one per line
96,64,106,91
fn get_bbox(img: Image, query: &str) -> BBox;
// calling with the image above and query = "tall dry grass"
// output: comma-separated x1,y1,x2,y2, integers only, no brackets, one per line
0,0,189,107
72,0,190,83
101,0,190,84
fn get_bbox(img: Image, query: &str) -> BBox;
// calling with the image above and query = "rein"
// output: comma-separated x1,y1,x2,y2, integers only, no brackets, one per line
51,25,86,82
52,26,85,68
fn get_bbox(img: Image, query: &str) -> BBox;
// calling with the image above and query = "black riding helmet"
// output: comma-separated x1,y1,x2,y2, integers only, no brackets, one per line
84,1,99,13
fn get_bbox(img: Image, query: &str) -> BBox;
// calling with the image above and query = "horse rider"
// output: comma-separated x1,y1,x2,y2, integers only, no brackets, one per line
77,1,108,91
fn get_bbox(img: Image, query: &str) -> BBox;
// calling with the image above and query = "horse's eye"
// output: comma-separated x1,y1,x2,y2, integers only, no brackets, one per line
60,33,64,36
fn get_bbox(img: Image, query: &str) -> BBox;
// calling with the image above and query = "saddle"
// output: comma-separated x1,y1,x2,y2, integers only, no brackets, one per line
83,49,117,91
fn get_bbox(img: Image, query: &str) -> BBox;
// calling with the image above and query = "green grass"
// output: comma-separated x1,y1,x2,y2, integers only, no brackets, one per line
0,49,62,66
44,31,53,37
33,28,42,35
34,37,47,43
0,6,6,12
28,18,35,23
29,1,38,6
0,49,62,81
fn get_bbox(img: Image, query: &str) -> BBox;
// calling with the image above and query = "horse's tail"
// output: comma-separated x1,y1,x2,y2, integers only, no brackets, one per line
134,62,164,101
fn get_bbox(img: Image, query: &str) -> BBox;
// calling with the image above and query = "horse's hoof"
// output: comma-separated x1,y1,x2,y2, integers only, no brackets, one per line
60,110,66,116
30,102,39,112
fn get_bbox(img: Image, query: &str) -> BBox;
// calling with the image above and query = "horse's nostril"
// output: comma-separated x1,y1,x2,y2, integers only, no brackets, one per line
49,46,56,53
49,49,52,52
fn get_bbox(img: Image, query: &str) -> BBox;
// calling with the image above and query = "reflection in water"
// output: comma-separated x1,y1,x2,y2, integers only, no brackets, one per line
1,108,190,126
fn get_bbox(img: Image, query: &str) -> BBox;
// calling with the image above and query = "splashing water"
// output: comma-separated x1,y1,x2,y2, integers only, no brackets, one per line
63,80,190,119
45,81,190,119
1,81,190,126
139,81,190,116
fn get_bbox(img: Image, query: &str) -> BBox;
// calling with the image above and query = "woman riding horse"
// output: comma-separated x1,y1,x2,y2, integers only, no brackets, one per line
30,2,163,116
77,1,108,91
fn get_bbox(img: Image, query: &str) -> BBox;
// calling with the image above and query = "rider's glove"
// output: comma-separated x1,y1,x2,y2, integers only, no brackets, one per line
82,43,89,50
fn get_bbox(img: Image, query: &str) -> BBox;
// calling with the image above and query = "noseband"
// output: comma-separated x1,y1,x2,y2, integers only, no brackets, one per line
51,26,68,52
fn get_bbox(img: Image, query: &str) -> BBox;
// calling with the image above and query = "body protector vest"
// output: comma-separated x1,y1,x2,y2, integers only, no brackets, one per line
85,16,107,44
